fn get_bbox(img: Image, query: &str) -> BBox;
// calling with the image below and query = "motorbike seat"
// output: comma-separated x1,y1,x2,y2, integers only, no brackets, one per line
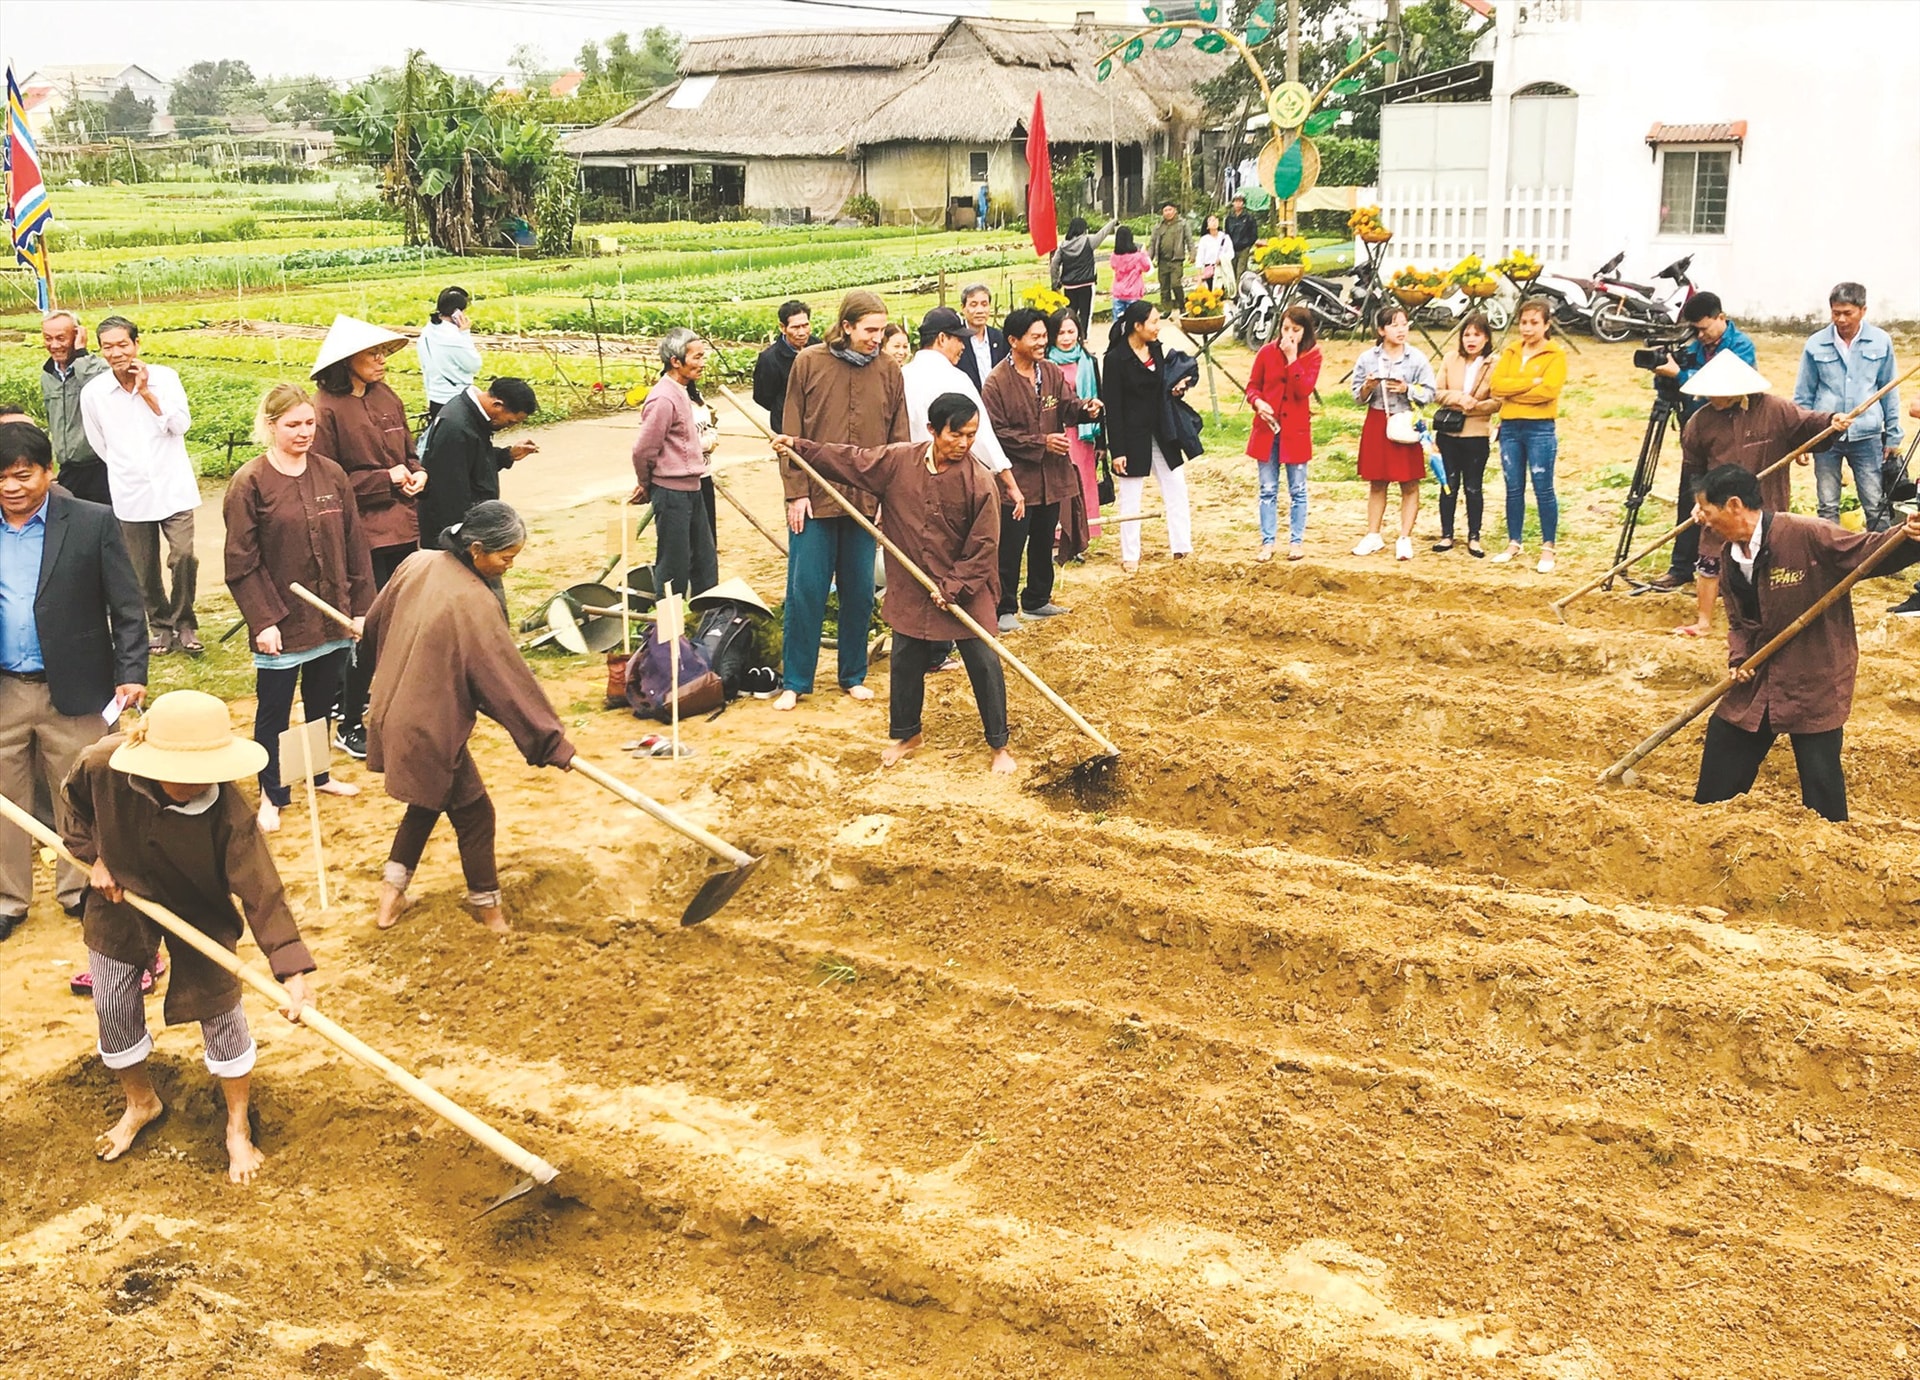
1608,278,1656,296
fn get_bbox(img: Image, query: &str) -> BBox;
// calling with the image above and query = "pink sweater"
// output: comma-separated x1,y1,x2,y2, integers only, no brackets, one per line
1109,250,1152,301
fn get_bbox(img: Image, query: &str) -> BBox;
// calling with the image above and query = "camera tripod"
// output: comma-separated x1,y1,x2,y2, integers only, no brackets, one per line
1607,384,1684,590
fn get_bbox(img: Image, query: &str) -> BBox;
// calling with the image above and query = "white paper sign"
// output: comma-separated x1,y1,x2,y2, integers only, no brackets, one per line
654,584,683,643
276,718,333,783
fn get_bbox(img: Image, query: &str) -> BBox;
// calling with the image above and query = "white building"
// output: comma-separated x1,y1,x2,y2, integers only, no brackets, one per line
22,63,172,118
1375,0,1920,322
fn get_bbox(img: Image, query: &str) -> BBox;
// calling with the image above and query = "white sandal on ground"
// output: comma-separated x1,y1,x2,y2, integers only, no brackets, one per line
1490,544,1521,564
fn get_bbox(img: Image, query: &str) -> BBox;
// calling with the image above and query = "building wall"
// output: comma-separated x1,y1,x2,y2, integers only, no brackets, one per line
744,158,859,220
1381,0,1920,319
862,141,1029,227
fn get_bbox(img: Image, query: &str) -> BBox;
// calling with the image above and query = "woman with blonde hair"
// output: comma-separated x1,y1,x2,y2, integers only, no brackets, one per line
223,383,376,833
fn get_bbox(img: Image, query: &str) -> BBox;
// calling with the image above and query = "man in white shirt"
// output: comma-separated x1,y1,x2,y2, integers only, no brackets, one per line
900,308,1022,509
80,317,202,655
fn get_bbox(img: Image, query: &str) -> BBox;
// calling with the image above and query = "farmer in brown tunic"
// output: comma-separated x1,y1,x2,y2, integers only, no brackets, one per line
361,501,575,933
980,307,1102,633
61,690,316,1184
1691,464,1920,821
1673,352,1837,638
777,392,1013,774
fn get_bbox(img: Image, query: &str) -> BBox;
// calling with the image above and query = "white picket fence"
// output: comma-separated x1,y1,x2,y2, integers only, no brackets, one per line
1366,184,1574,269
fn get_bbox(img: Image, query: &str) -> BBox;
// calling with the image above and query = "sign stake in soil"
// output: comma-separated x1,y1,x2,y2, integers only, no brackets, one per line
0,789,561,1215
278,715,332,909
1599,528,1911,785
716,386,1122,784
658,582,683,762
1552,364,1920,623
291,583,757,924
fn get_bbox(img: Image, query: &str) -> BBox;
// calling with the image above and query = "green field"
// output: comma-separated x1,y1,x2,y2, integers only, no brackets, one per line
2,176,1347,476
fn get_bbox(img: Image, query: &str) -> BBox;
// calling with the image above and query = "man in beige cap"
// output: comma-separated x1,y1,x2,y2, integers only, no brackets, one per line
61,689,315,1185
1672,351,1838,639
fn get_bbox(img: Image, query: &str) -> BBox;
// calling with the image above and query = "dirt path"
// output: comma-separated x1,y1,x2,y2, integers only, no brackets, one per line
7,331,1920,1379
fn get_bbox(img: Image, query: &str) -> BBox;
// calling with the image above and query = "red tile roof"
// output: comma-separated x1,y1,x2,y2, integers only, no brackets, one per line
1646,120,1747,145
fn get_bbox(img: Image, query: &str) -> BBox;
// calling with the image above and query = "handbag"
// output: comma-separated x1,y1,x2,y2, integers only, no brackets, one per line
1431,406,1467,435
1385,408,1422,445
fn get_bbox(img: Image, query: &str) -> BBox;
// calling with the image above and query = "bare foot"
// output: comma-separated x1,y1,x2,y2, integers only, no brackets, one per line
226,1126,265,1185
375,881,410,931
470,904,511,935
95,1095,165,1162
881,733,923,767
1673,622,1711,638
315,779,360,798
989,748,1017,775
257,800,281,834
772,690,799,712
844,684,875,702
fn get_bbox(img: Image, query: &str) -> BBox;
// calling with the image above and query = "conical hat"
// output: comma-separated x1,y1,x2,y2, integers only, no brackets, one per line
311,315,409,377
1681,350,1770,397
689,576,772,618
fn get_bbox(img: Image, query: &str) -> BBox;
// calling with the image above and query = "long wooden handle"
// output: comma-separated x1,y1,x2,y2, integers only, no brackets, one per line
717,386,1120,759
569,756,755,867
0,790,556,1185
290,582,358,634
1555,362,1920,617
712,477,788,555
1599,528,1912,783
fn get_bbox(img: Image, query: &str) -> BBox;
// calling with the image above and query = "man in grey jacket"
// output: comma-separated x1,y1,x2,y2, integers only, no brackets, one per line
39,312,113,507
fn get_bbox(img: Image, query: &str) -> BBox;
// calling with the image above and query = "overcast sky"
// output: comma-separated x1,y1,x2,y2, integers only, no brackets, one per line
0,0,1083,83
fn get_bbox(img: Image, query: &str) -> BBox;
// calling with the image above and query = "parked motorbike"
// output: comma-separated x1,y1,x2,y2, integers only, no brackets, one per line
1590,254,1697,342
1291,258,1380,337
1415,285,1511,333
1522,252,1622,335
1229,268,1278,347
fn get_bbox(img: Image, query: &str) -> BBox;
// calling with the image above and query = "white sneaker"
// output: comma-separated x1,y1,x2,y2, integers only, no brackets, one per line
1395,536,1413,561
1489,545,1518,564
1352,532,1385,556
1536,551,1556,574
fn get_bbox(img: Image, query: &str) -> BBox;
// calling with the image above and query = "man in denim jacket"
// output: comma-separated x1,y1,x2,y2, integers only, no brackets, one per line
1794,281,1902,531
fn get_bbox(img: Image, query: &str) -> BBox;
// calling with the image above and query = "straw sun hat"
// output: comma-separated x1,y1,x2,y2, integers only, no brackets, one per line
310,314,409,378
109,690,268,784
1681,351,1771,398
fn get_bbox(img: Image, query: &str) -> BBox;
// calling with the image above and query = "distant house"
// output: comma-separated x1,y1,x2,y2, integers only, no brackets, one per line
562,18,1222,223
22,63,171,121
548,70,586,100
1374,0,1920,320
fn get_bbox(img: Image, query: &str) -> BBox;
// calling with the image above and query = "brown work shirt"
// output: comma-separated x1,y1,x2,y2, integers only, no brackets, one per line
223,453,377,655
787,438,1000,642
62,740,314,1026
362,550,574,811
312,381,422,550
980,356,1099,507
1717,512,1920,735
779,344,907,520
1681,395,1835,559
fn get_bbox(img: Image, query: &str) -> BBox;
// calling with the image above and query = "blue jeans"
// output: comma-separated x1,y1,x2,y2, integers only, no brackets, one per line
1499,418,1559,544
782,513,875,694
1257,458,1308,545
1814,434,1889,529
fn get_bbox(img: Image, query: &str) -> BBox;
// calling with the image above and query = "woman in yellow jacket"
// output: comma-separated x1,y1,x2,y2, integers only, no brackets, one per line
1488,298,1569,573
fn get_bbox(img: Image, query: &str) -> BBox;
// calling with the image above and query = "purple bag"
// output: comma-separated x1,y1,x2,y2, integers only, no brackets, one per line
625,636,725,721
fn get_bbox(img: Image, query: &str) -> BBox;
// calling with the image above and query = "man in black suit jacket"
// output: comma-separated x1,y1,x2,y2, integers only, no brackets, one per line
415,377,540,544
0,422,147,937
952,283,1010,393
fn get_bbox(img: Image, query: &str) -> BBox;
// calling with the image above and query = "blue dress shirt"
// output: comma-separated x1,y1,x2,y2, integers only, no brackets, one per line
0,496,49,673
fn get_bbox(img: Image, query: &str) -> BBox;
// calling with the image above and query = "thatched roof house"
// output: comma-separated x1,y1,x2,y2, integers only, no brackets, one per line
562,18,1225,223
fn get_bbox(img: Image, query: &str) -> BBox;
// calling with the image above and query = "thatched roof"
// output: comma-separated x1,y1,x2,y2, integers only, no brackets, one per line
563,17,1227,162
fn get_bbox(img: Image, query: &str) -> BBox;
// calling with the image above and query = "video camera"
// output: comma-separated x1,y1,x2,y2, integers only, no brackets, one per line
1631,323,1696,373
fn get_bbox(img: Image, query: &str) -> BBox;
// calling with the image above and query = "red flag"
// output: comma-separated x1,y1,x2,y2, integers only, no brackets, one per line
1026,92,1057,257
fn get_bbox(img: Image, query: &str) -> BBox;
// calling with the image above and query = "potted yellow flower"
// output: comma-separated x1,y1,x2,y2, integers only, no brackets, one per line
1180,284,1227,335
1253,235,1311,285
1348,205,1392,244
1389,265,1445,308
1493,250,1541,283
1448,254,1499,299
1018,284,1070,315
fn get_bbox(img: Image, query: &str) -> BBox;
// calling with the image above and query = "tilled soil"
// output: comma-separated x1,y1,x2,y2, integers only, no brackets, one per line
6,333,1920,1379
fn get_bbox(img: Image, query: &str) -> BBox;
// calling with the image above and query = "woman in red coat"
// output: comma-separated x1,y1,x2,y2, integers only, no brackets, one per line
1244,305,1321,560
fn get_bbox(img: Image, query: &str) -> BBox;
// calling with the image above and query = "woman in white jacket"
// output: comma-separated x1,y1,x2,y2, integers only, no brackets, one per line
416,286,482,419
1193,214,1233,291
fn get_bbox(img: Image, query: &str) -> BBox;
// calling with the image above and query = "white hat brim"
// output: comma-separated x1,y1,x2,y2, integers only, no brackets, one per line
689,576,773,618
109,736,269,785
1680,351,1771,397
311,315,410,378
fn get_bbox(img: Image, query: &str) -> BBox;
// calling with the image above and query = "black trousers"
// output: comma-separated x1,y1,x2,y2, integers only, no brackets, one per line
1695,713,1847,822
890,633,1009,749
651,484,719,600
1669,489,1701,581
998,501,1060,615
339,543,416,735
57,459,112,507
1063,285,1094,337
1436,433,1489,540
255,647,350,807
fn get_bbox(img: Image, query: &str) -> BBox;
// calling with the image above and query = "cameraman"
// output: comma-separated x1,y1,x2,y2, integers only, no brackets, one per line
1642,292,1757,592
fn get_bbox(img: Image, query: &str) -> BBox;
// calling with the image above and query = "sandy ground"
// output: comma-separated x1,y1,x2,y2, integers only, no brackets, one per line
6,330,1920,1379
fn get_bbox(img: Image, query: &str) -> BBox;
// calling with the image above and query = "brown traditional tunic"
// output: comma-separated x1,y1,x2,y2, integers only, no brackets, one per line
778,344,907,520
361,550,574,810
312,381,422,550
979,357,1100,506
1680,395,1835,559
1718,512,1920,734
786,438,1000,642
62,740,314,1025
223,453,377,654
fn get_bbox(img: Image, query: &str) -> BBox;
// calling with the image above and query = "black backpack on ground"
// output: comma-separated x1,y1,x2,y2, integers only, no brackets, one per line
692,601,771,699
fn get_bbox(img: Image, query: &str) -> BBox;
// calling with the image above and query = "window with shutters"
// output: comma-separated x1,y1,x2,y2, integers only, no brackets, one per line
1658,148,1730,235
969,151,989,182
